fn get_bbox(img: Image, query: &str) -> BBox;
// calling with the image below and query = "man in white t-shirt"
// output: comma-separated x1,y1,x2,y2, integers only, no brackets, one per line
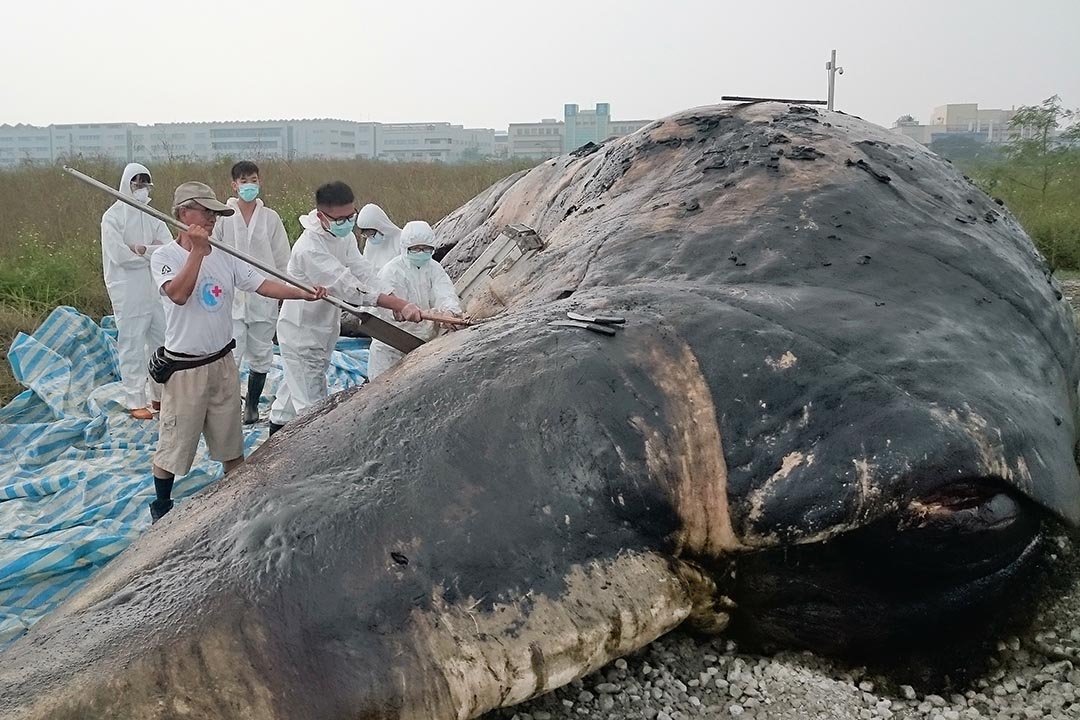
147,181,327,523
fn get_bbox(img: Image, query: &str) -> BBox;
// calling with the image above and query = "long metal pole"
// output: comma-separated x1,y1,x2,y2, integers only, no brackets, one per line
64,166,470,332
827,49,837,112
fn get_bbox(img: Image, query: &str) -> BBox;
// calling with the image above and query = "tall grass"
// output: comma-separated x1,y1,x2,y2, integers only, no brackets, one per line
0,157,533,403
963,149,1080,272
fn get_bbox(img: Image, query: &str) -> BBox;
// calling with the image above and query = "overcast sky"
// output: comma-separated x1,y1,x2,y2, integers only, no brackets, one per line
3,0,1077,132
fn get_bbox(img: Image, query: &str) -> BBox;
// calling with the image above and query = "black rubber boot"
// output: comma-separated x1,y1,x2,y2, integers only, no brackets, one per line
149,498,173,523
243,372,267,425
269,422,284,437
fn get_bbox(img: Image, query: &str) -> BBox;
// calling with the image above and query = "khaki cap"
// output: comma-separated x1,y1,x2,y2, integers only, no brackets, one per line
172,181,234,215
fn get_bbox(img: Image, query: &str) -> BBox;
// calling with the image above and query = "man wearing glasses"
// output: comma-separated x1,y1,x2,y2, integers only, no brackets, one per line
100,162,172,420
147,182,327,522
268,181,422,436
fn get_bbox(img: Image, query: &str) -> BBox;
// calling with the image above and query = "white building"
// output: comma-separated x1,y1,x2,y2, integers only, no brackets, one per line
0,124,57,166
891,103,1037,146
376,123,496,163
0,118,496,168
506,104,653,160
508,119,565,161
494,132,509,158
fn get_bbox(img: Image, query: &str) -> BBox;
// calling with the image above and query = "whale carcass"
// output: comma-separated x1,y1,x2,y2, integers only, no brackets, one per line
0,102,1077,720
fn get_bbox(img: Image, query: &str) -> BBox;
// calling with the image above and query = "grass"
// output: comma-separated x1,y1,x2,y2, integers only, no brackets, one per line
3,151,1078,405
962,149,1080,273
0,157,534,404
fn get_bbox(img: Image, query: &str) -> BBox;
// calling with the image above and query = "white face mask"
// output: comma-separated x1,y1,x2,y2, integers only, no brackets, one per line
131,187,150,204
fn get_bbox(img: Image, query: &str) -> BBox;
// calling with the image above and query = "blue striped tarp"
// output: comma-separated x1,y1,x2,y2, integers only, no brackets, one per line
0,306,369,649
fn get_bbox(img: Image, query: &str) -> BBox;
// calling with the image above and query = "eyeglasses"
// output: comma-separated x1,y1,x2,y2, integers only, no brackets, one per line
321,210,358,223
407,246,435,253
181,203,224,218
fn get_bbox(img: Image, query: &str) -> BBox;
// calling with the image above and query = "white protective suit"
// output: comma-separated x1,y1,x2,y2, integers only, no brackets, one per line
367,221,463,380
269,210,393,425
210,197,291,373
100,162,171,409
357,204,402,271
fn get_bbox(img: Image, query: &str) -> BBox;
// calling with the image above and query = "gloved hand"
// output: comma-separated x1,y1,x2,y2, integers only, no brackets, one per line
396,303,423,323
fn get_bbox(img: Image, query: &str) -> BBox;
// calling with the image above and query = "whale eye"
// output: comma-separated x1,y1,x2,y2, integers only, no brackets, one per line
731,481,1041,656
391,552,409,566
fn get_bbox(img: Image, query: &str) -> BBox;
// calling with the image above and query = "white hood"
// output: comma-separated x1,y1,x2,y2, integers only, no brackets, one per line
299,209,325,233
117,162,152,198
357,204,400,236
398,220,436,255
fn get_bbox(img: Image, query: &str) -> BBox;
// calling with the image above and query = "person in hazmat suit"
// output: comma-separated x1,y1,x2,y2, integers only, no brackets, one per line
100,162,171,419
367,220,463,380
357,203,402,271
268,181,423,435
210,160,291,424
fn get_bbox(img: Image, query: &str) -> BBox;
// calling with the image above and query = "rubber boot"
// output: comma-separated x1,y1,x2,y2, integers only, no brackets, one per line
149,498,173,523
269,422,284,437
149,475,174,523
243,372,267,425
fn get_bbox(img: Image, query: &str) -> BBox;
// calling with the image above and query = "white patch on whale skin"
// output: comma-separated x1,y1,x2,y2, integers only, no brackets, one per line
408,552,698,719
928,403,1032,486
628,340,743,556
797,204,819,232
747,451,813,524
853,457,882,514
765,351,798,370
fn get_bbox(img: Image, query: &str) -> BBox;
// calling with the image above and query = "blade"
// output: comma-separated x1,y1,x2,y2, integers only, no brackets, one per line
355,312,426,353
566,311,626,325
548,320,618,336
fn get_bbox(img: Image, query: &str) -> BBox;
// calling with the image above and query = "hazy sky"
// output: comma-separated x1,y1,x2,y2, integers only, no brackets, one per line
4,0,1077,132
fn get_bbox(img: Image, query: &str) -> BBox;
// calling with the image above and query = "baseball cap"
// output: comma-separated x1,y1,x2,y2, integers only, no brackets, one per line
172,181,234,215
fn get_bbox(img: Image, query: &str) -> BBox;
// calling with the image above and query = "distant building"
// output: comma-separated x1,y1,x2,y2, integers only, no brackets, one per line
128,119,379,162
0,118,498,168
564,102,609,152
505,103,653,160
890,103,1037,146
0,105,655,168
563,103,651,153
493,131,509,159
0,123,65,166
508,119,565,161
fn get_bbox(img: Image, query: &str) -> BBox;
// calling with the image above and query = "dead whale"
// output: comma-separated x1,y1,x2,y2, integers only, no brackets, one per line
0,102,1076,720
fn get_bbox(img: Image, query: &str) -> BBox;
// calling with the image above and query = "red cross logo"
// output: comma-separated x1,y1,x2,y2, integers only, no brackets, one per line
212,285,222,297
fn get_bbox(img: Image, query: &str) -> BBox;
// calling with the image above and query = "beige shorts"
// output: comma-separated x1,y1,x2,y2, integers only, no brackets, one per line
154,353,243,476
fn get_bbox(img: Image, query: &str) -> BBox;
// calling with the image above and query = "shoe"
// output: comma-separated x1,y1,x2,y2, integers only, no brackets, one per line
269,422,284,437
243,372,267,425
149,498,173,523
130,407,154,420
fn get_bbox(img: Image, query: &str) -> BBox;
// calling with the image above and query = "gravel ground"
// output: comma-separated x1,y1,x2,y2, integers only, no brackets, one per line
485,536,1079,720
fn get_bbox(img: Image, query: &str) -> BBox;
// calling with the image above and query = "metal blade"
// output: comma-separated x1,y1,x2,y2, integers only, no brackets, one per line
548,320,618,336
355,312,426,352
566,311,626,326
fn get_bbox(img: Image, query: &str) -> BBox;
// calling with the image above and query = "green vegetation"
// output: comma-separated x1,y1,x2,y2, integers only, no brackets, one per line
936,95,1080,272
3,101,1079,405
0,157,533,403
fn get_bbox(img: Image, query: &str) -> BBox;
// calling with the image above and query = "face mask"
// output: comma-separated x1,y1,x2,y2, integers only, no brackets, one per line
131,187,150,204
407,249,434,268
237,183,260,203
327,217,356,238
365,231,383,245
